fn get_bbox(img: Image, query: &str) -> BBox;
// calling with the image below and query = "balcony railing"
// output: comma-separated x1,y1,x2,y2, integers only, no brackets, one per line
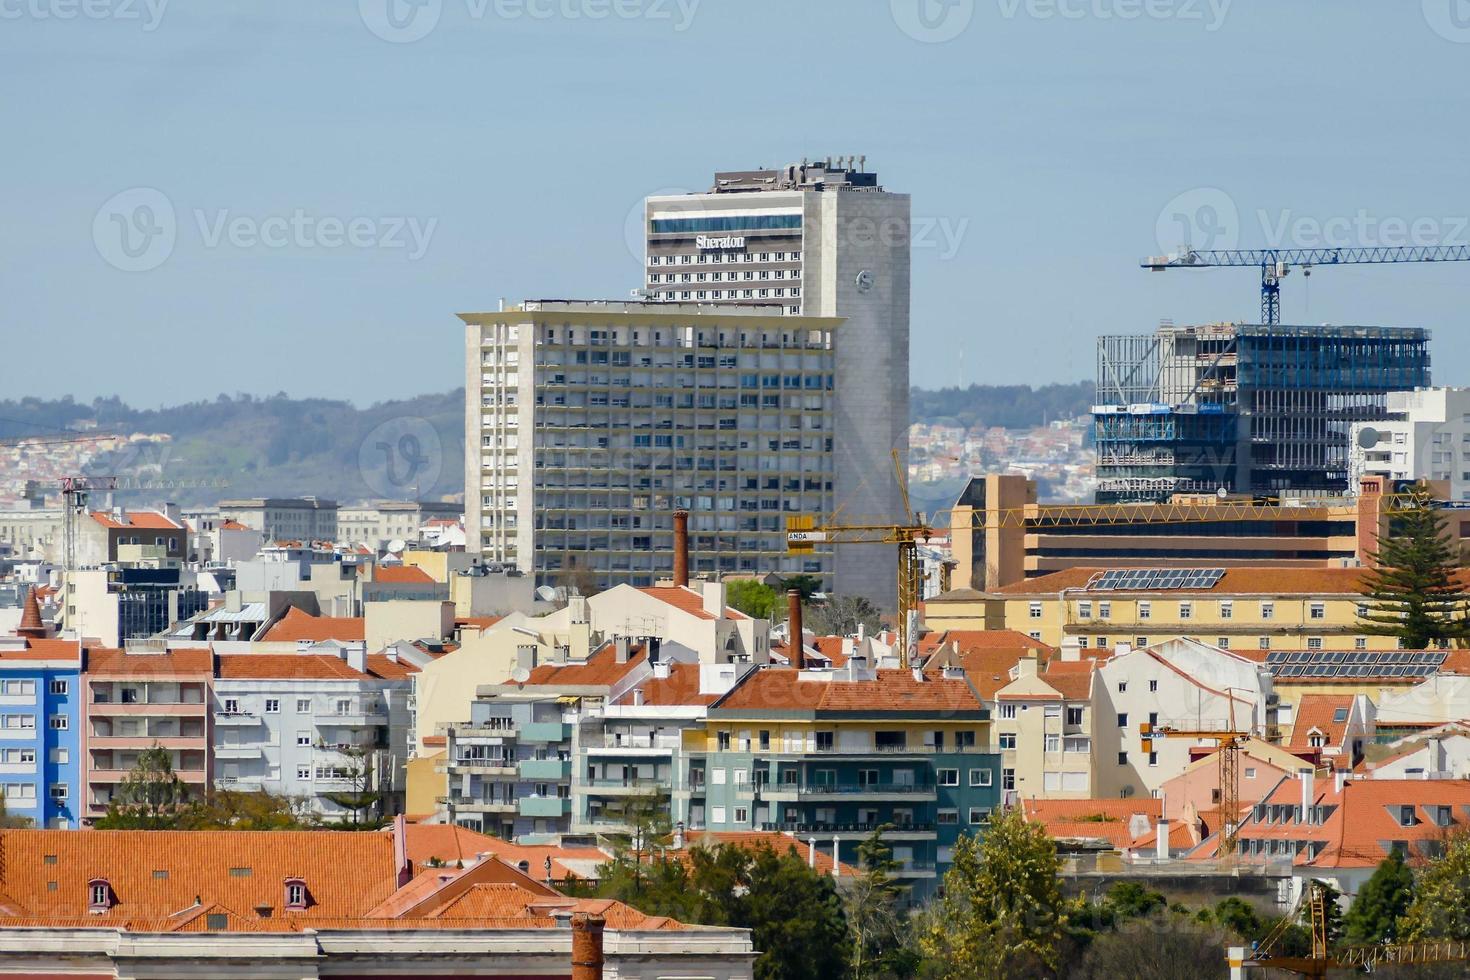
783,782,938,796
759,821,935,835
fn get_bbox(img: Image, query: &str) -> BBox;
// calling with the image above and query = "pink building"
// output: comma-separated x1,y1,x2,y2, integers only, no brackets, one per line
81,646,213,822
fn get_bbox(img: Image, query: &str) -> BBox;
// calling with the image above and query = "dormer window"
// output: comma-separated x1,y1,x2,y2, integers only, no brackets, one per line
284,878,308,911
88,878,113,912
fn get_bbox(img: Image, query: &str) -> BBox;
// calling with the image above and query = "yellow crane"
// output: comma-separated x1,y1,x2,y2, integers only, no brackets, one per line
786,450,931,668
1140,720,1251,857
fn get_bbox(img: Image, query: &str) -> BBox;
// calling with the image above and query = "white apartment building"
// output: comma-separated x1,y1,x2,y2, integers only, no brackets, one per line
1350,387,1470,501
338,501,463,549
212,648,414,818
645,159,911,605
461,300,841,591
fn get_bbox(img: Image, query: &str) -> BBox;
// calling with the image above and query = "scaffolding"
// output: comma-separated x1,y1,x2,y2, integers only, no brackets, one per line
1095,323,1430,503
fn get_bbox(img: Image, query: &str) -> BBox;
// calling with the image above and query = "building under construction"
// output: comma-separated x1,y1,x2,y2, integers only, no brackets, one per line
1094,323,1430,503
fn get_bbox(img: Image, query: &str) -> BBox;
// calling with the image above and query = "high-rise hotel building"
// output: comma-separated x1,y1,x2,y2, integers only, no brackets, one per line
644,160,911,603
463,301,843,591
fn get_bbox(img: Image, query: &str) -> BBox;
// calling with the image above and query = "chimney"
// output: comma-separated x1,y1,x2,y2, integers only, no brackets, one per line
1334,769,1348,795
832,836,841,878
1155,818,1170,860
571,912,605,980
788,590,805,670
702,579,726,619
673,821,685,850
1299,771,1313,823
392,814,412,886
614,636,630,664
808,837,817,868
672,510,690,588
344,643,366,675
1060,635,1082,662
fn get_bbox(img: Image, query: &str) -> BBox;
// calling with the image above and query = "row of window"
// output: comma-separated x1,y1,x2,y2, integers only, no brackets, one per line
1048,599,1336,621
648,250,800,265
0,714,67,730
996,703,1087,725
220,698,367,715
651,269,800,283
0,680,67,696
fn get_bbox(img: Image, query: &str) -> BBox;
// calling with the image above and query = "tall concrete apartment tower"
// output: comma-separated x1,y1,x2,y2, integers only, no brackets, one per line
644,159,911,604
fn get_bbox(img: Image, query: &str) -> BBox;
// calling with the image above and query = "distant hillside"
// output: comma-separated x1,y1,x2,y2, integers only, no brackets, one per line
910,381,1094,429
0,383,1089,507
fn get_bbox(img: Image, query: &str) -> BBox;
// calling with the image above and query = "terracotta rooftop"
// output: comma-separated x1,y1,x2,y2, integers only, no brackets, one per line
614,662,718,707
521,643,648,688
1289,694,1357,752
374,565,436,585
89,510,183,530
259,608,366,643
1022,797,1164,849
639,586,747,621
213,654,410,682
713,667,985,715
85,647,213,677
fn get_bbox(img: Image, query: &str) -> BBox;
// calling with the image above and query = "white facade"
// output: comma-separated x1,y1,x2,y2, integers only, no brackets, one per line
462,301,841,592
1350,387,1470,501
212,650,412,817
1093,638,1274,799
645,162,911,607
219,497,339,543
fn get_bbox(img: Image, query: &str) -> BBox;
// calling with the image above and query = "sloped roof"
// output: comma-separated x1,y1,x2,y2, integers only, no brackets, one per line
85,647,213,677
639,586,746,621
1022,797,1164,849
713,668,984,715
90,510,183,530
615,663,717,707
374,565,435,585
259,608,366,643
522,643,647,688
1289,694,1357,751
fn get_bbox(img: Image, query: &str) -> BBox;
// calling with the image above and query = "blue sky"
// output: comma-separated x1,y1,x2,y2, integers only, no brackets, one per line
4,0,1470,407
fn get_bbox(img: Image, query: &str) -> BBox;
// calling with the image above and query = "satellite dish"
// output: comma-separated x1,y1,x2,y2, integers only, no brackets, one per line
535,585,559,602
510,666,531,684
1357,427,1380,450
1217,486,1228,499
387,539,406,554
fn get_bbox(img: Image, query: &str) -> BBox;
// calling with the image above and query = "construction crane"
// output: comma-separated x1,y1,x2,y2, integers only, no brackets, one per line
787,450,930,668
1142,245,1470,325
1233,881,1470,977
1140,719,1251,858
59,476,116,574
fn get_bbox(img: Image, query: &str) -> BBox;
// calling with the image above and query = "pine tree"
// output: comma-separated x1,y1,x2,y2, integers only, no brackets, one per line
1343,850,1414,945
920,809,1065,979
847,826,915,980
95,744,192,829
1358,487,1469,649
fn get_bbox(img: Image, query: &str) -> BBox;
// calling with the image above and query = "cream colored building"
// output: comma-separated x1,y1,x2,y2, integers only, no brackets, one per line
942,566,1401,654
994,652,1097,803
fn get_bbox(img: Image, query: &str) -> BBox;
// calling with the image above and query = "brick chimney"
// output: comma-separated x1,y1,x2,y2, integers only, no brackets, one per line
672,511,689,588
788,590,805,670
16,587,45,639
571,912,605,980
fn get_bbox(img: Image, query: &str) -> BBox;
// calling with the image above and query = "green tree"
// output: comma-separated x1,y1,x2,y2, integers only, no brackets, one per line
1105,881,1166,920
94,744,192,829
847,826,915,980
183,788,312,830
743,842,850,980
806,594,884,638
1400,835,1470,941
919,809,1064,979
780,575,824,601
1343,849,1414,945
727,580,780,620
1211,897,1262,939
0,791,32,829
317,744,385,829
1358,486,1470,649
1071,916,1230,980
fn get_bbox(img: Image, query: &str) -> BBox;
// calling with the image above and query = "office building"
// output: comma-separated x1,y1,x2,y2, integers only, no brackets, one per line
644,159,910,604
1350,387,1470,502
1094,323,1430,502
461,300,840,591
219,497,338,543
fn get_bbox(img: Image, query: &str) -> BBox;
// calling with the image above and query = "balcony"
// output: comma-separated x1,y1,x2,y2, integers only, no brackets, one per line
438,796,517,813
90,767,207,785
518,758,572,780
213,745,263,760
519,721,572,743
315,710,388,728
214,711,262,727
582,778,670,797
518,795,571,818
87,735,204,751
448,760,517,776
759,822,935,838
765,782,940,801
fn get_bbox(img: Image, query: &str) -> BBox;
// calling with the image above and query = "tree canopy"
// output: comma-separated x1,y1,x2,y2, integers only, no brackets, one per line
1358,486,1470,649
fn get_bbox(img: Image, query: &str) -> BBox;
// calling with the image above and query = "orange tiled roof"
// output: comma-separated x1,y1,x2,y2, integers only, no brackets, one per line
90,510,183,530
259,608,366,643
1022,797,1164,848
713,667,984,714
219,519,252,531
375,565,435,585
1289,694,1356,751
216,654,368,681
639,586,746,621
522,643,647,688
1041,660,1097,701
615,663,718,707
366,654,418,679
85,647,213,678
675,831,857,877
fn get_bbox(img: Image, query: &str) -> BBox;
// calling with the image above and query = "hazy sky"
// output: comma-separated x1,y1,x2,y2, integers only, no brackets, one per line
4,1,1470,407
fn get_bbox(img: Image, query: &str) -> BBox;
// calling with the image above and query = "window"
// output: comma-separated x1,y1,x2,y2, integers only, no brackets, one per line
206,913,229,931
1354,636,1368,650
1028,601,1042,619
296,731,311,747
1078,601,1092,618
1117,713,1128,728
1307,637,1323,650
48,680,67,696
938,809,959,826
1219,601,1233,620
48,783,67,800
711,805,727,824
88,879,112,911
296,765,311,780
296,698,310,713
998,733,1017,750
711,768,727,785
1218,638,1231,649
969,807,990,825
1001,768,1015,791
1148,679,1158,693
48,715,67,730
1398,805,1418,828
1309,603,1326,620
1097,602,1111,619
1260,602,1274,620
937,769,959,786
1245,768,1257,779
284,879,308,911
1117,752,1128,766
1117,681,1127,694
49,748,67,765
815,731,834,752
999,704,1017,720
1259,637,1271,651
1148,752,1158,768
1178,602,1192,620
969,768,992,787
265,699,280,714
223,698,240,715
733,806,749,823
1045,734,1060,752
1066,706,1084,726
1138,601,1151,620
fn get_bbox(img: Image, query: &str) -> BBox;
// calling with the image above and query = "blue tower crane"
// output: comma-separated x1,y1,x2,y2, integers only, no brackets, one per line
1142,245,1470,325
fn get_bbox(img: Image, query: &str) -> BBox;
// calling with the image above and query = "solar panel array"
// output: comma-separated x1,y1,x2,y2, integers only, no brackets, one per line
1088,568,1227,591
1265,650,1446,679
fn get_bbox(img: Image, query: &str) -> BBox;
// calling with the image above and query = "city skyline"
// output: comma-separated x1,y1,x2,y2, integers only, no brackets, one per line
5,3,1470,406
